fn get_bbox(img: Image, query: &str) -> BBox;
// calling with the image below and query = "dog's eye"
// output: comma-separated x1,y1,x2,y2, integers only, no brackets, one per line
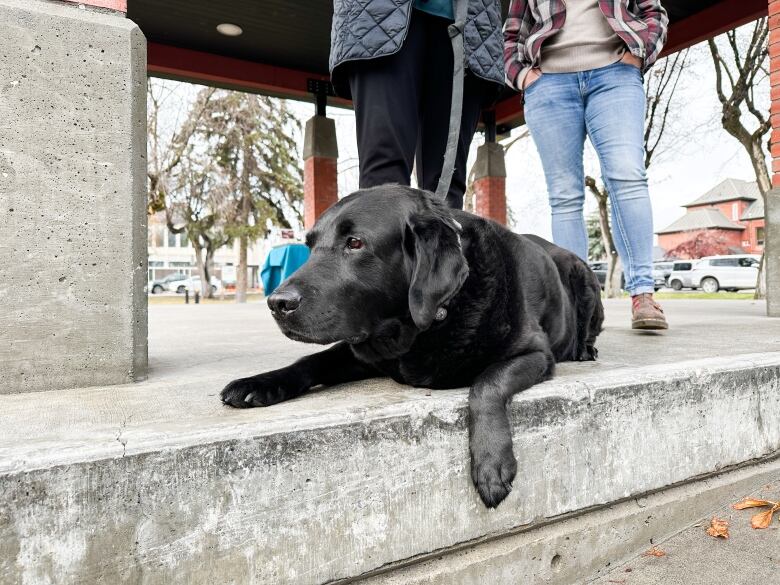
346,237,363,250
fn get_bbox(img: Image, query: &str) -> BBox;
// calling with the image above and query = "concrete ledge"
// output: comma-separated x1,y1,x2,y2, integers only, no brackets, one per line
1,350,779,584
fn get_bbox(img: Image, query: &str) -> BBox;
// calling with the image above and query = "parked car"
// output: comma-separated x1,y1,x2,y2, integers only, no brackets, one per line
184,276,222,295
149,272,189,294
689,255,760,293
652,261,674,290
588,261,625,291
667,261,696,291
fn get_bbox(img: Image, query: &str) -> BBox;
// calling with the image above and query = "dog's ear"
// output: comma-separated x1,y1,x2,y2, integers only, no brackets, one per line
406,208,468,330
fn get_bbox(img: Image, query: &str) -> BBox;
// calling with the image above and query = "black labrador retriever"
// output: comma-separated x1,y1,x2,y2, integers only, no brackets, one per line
221,185,603,508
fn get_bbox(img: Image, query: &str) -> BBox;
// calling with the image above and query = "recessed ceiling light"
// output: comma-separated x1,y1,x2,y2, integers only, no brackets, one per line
216,23,243,37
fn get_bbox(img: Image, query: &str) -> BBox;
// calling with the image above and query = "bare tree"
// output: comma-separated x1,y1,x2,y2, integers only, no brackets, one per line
586,49,690,297
147,82,215,216
708,18,770,296
170,157,236,298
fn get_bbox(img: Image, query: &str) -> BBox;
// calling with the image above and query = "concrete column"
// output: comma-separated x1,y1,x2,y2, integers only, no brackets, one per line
0,0,147,393
303,115,339,229
473,142,507,225
768,0,780,316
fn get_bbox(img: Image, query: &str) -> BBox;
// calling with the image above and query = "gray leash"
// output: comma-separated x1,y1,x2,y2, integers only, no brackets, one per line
434,0,468,200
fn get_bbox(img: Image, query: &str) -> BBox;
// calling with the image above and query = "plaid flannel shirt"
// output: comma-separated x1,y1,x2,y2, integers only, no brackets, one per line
504,0,668,91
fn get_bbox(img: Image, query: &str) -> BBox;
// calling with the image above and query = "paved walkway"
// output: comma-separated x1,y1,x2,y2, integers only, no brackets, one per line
147,297,779,380
592,478,780,585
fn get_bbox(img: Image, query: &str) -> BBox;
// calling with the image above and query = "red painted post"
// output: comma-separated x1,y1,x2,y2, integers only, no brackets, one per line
768,0,780,316
303,115,339,229
473,142,507,225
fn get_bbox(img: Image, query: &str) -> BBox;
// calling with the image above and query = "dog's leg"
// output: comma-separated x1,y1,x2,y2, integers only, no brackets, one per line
469,349,554,508
221,342,377,408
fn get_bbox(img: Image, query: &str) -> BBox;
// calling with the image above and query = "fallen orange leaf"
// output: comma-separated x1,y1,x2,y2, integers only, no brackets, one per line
750,504,780,529
732,498,776,510
706,517,730,538
642,546,666,557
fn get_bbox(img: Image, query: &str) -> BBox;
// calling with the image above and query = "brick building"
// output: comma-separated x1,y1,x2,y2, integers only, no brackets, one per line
656,179,766,256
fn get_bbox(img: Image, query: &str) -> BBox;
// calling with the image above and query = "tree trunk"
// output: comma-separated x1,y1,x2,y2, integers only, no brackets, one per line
755,252,766,299
748,144,769,299
236,234,248,303
235,141,252,304
592,181,622,298
193,243,211,299
204,246,216,299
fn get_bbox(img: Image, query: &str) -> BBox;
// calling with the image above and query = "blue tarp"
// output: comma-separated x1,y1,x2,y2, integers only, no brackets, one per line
260,243,310,295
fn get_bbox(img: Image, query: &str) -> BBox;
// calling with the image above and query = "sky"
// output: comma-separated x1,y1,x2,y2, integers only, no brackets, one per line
154,28,768,246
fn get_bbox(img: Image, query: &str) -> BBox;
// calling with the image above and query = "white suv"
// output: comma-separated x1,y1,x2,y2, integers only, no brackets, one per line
690,255,760,293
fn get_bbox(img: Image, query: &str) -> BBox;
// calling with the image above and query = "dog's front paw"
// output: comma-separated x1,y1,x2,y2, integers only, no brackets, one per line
579,344,598,361
220,370,304,408
470,445,517,508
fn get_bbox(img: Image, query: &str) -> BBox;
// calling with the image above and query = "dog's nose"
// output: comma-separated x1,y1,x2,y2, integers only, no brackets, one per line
268,287,302,316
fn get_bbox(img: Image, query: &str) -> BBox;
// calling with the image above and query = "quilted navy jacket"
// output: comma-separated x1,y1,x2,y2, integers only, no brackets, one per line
329,0,506,97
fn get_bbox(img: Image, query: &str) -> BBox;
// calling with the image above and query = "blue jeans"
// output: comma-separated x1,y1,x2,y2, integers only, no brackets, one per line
523,61,654,295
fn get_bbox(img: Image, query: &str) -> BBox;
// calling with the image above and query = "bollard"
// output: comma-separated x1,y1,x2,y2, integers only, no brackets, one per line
195,291,200,304
185,290,189,304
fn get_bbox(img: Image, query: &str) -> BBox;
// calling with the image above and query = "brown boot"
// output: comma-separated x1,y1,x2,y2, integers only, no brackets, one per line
631,293,668,330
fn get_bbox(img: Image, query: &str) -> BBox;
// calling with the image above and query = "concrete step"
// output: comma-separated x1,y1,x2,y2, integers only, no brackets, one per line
1,300,779,584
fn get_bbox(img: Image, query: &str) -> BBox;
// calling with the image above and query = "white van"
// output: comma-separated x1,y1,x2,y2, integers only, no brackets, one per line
689,255,760,293
667,261,696,291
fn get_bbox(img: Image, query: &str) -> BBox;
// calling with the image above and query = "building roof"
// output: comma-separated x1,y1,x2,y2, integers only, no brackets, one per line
656,208,745,234
683,178,760,208
740,197,764,220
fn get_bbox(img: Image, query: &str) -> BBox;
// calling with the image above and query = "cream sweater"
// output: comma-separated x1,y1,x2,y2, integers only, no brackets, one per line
540,0,626,73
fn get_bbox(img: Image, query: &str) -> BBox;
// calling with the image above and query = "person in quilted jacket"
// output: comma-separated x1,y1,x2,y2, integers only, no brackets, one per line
329,0,505,209
504,0,670,330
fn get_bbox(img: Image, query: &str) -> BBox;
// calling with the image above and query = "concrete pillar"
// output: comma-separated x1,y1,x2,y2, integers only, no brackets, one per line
473,142,507,225
0,0,147,393
303,115,339,229
768,0,780,316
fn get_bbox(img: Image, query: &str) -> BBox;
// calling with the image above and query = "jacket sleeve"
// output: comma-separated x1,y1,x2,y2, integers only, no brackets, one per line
634,0,669,70
503,0,536,91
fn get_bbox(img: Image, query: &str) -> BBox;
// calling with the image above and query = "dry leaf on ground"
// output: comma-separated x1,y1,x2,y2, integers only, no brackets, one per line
705,517,730,538
750,506,779,529
732,498,775,510
642,546,666,557
732,497,780,529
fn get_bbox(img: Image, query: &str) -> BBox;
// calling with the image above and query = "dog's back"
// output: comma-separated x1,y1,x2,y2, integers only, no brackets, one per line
522,234,604,361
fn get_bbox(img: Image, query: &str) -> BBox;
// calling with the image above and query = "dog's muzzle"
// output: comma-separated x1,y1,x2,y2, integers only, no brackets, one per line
267,287,302,317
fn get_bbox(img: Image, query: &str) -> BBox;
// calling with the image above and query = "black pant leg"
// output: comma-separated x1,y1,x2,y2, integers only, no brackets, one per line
415,14,492,209
348,12,425,189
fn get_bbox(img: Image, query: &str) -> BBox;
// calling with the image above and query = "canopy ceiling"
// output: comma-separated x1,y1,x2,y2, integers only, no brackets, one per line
129,0,767,127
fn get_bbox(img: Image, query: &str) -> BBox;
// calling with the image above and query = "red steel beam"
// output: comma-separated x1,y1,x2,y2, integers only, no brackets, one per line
493,0,769,129
147,42,350,107
661,0,767,56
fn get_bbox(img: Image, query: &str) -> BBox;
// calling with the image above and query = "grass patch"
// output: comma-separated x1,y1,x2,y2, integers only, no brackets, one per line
148,293,265,305
653,292,755,300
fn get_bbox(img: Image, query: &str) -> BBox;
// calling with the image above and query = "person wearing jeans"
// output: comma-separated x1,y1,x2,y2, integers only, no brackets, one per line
504,0,669,330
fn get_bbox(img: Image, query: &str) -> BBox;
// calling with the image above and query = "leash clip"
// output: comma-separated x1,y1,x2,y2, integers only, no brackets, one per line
448,21,465,39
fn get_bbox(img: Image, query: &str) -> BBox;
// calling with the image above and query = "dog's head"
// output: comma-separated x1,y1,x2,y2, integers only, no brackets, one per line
267,186,468,352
